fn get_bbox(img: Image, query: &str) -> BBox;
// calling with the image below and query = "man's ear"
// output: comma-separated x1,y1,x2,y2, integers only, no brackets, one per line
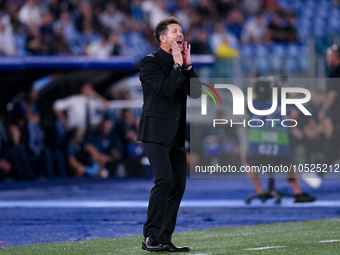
160,34,166,44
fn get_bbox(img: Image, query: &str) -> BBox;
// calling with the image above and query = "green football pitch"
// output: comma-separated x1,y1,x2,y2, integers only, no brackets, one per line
1,218,339,255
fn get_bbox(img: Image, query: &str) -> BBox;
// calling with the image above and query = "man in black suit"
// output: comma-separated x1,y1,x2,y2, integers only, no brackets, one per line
137,17,201,252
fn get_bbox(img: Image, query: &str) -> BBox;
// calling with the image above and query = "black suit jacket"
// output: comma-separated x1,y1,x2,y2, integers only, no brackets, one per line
137,48,201,145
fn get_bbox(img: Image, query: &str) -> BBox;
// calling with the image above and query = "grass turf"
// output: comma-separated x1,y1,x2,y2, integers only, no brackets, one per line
1,218,339,255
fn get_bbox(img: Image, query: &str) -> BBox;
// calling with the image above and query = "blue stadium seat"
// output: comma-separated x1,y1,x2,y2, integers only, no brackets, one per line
304,0,315,9
240,44,254,73
278,0,289,10
291,0,303,12
240,44,253,57
13,34,27,56
287,44,299,57
330,17,340,32
313,19,327,36
254,44,269,75
270,44,286,73
286,44,299,74
298,44,309,73
317,7,328,19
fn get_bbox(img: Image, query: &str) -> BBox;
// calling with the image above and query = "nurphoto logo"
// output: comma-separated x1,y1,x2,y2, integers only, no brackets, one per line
200,83,312,128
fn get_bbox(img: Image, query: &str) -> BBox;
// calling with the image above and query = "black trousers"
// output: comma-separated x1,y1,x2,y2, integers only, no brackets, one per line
142,142,187,244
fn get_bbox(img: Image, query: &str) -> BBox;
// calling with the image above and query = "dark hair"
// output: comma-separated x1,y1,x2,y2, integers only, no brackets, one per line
154,17,180,44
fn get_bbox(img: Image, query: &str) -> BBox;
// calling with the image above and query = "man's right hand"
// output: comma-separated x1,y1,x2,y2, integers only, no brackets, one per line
172,42,183,65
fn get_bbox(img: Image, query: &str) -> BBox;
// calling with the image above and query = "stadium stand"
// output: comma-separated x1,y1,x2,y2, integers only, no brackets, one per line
0,0,340,180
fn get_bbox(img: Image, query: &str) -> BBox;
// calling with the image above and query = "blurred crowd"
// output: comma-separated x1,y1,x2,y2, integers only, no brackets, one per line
0,0,304,58
0,82,148,180
1,0,339,181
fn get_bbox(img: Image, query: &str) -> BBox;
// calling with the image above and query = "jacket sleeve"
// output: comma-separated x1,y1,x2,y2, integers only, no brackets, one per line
183,68,202,99
140,55,186,98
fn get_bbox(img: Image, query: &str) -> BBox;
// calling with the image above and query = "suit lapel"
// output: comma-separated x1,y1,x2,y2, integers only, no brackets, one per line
155,48,173,75
155,48,184,99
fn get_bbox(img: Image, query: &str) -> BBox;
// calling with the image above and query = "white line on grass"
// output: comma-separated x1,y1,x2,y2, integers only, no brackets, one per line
318,240,340,243
245,246,285,251
0,200,339,208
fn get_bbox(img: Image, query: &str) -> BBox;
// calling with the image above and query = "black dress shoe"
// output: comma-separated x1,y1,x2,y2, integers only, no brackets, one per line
142,236,166,252
161,242,190,252
294,192,316,203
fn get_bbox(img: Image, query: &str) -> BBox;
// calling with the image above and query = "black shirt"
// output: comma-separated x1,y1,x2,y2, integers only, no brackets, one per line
161,48,174,64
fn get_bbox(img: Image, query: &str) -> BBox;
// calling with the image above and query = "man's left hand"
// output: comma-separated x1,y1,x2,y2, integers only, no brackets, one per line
182,41,191,68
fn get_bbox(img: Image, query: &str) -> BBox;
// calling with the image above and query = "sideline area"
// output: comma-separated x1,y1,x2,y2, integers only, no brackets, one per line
1,219,339,255
0,177,339,248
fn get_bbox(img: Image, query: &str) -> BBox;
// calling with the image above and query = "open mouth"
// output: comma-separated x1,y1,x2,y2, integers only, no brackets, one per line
176,40,183,45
